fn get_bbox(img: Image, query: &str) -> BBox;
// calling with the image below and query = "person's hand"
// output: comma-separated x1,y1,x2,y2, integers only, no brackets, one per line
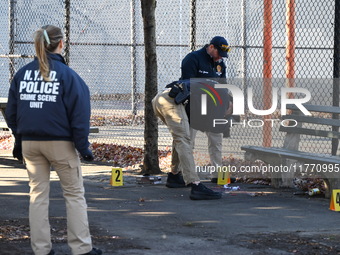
81,149,94,161
13,136,23,162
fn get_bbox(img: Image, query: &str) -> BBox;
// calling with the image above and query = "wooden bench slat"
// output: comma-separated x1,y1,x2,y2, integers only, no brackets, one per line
287,104,340,114
282,115,340,127
279,126,340,139
89,127,99,133
0,122,9,131
0,122,8,127
0,123,98,133
241,145,340,165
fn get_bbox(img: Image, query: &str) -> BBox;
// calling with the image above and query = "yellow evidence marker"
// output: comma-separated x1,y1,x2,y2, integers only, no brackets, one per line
111,167,123,186
217,166,231,185
329,189,340,211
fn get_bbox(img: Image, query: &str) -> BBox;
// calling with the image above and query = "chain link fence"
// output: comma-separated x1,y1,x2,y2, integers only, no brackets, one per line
0,0,338,158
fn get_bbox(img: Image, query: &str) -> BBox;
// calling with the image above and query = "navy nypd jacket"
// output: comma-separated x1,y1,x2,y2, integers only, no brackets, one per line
6,53,91,155
179,46,229,133
180,46,226,80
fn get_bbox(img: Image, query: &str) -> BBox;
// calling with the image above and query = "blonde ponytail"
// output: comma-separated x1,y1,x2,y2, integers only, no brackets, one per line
34,25,63,81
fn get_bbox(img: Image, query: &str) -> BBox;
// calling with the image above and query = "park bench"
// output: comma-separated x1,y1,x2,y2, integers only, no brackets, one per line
241,104,340,199
0,122,98,133
0,97,99,134
89,127,99,133
0,98,9,131
0,122,9,131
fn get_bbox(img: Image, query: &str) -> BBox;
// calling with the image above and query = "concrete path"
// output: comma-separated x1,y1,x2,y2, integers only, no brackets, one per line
0,151,339,255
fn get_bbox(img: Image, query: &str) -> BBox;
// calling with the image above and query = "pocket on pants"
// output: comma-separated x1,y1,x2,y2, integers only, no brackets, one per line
56,157,83,189
68,157,80,169
68,157,81,178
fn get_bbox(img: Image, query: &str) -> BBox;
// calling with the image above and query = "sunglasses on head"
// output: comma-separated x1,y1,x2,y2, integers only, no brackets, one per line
219,44,231,52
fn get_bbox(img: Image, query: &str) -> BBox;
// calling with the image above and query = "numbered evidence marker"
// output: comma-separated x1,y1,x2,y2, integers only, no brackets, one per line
217,166,231,185
329,189,340,211
111,167,123,186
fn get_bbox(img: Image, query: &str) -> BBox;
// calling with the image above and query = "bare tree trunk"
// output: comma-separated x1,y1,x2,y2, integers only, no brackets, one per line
141,0,161,174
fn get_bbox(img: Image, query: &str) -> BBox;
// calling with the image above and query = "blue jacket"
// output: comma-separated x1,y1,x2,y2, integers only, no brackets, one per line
6,53,91,155
165,79,230,134
181,46,226,80
180,47,229,134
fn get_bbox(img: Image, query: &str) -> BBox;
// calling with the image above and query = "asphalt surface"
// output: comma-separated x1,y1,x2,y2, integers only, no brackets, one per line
1,151,340,255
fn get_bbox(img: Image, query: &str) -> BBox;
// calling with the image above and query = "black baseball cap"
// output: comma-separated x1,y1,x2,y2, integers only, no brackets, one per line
210,36,230,58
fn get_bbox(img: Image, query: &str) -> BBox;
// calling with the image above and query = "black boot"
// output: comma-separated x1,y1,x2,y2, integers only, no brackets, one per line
190,183,222,200
166,172,187,188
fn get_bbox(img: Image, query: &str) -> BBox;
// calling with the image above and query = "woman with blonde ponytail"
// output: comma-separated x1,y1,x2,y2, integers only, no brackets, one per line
34,25,63,81
6,25,102,255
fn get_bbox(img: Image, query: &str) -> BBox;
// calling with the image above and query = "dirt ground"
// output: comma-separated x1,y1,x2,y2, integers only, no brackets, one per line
1,217,340,255
0,218,149,255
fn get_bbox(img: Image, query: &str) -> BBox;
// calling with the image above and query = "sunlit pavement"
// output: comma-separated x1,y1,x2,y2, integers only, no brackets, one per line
1,151,340,255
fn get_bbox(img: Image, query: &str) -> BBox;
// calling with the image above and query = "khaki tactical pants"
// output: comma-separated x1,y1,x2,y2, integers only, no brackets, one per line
190,128,223,178
152,89,200,185
22,141,92,255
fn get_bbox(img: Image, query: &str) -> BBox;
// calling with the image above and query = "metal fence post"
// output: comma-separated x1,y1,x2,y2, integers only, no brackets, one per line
64,0,70,65
241,0,248,109
9,0,15,82
131,0,137,117
285,0,295,84
262,0,273,147
332,0,340,155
